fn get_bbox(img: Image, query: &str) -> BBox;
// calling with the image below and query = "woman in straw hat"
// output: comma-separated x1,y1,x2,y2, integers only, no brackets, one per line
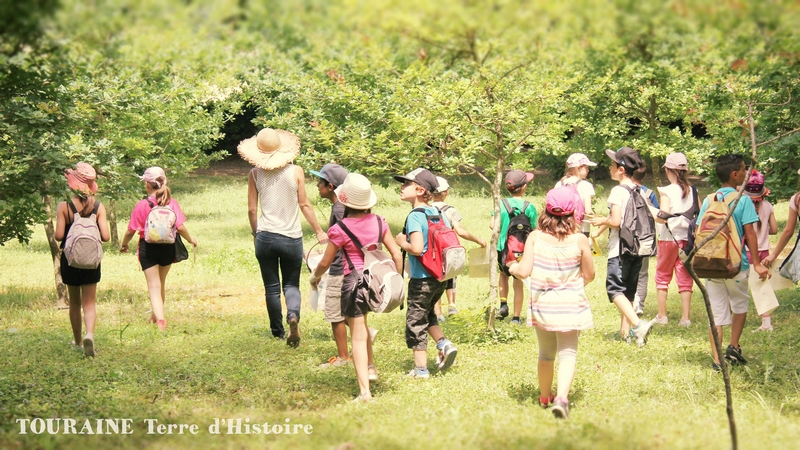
54,162,111,357
310,173,403,402
119,166,198,331
240,128,328,347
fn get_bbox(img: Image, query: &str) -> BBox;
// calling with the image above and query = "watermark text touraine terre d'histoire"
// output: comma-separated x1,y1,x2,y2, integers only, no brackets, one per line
16,418,313,436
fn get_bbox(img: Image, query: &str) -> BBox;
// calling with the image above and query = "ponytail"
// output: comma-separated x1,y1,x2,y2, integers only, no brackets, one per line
148,176,172,206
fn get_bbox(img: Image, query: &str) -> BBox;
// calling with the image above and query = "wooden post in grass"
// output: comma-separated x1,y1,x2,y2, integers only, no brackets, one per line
682,97,800,450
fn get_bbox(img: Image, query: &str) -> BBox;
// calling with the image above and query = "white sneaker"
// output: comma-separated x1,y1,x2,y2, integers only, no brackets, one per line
633,319,656,347
678,319,691,327
654,315,668,325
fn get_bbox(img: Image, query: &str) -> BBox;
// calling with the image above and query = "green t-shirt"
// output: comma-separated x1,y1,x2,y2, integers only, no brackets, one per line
496,198,538,251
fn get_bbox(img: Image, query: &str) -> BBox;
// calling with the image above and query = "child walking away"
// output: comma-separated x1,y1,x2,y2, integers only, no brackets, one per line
654,153,697,327
311,174,402,402
493,170,539,324
120,167,198,331
311,164,353,367
742,170,778,332
395,168,458,378
55,163,111,356
694,155,769,371
588,147,656,347
555,153,597,238
431,176,487,322
509,186,594,419
631,169,660,317
763,169,800,323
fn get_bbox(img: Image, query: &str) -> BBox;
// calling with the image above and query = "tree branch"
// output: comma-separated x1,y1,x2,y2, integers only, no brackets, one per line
755,127,800,148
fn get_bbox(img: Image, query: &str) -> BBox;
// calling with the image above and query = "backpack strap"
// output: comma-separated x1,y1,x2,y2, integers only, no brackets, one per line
337,220,363,273
502,198,514,217
680,186,700,220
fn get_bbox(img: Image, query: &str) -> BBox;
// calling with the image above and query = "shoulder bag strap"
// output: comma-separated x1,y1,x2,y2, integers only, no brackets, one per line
336,221,361,273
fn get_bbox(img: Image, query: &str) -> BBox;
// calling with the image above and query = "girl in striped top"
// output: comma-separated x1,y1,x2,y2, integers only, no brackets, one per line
509,185,595,419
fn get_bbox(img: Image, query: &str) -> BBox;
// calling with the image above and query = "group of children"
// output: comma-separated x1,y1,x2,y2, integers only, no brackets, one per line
56,164,198,357
57,145,796,418
307,147,795,418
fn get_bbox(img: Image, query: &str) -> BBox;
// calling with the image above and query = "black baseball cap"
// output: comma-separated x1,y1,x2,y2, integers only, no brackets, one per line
605,147,644,171
310,164,349,187
393,168,439,193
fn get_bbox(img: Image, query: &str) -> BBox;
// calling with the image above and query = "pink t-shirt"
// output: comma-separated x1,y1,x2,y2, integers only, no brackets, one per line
127,197,187,238
328,214,389,275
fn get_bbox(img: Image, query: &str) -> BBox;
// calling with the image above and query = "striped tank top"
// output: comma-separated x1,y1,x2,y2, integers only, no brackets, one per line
527,232,593,331
255,165,302,238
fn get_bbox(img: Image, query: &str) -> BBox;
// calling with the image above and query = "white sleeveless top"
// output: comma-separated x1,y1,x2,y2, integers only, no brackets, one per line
255,165,302,238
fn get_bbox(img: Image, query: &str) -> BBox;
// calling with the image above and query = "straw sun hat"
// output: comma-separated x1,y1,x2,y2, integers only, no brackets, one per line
335,173,378,210
238,128,301,170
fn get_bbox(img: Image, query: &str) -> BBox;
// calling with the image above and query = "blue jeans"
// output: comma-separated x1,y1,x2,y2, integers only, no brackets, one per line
255,231,303,338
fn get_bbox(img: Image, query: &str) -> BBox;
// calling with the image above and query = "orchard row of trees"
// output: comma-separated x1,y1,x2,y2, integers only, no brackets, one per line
3,0,799,248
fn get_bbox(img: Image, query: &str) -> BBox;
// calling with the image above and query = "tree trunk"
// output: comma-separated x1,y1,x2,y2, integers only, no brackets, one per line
651,155,662,188
108,199,119,247
43,195,68,309
488,156,505,304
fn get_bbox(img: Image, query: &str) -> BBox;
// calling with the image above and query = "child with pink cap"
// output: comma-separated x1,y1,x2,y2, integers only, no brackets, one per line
55,162,111,356
509,185,593,419
742,170,777,331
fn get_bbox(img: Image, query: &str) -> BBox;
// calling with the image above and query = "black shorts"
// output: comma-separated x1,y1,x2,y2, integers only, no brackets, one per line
138,240,175,270
60,252,101,286
341,271,370,318
606,255,643,302
405,277,446,350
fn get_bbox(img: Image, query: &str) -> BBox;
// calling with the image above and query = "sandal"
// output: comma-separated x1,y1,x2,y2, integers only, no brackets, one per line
368,364,379,382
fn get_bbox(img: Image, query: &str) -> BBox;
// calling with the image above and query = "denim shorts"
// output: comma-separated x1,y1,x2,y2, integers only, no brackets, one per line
606,255,643,302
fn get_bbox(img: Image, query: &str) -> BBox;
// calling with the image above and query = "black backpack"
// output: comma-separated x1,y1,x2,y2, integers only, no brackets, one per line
619,185,657,257
501,199,532,273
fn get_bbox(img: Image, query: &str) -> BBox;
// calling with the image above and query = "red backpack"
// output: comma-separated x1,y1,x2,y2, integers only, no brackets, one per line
405,207,466,281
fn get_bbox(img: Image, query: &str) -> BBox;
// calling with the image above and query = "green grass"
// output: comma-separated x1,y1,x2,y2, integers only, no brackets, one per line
2,164,800,449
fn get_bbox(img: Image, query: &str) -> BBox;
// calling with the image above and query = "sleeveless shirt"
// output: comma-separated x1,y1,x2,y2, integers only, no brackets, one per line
255,165,302,238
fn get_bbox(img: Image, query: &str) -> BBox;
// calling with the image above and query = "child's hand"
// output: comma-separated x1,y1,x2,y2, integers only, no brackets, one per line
754,263,770,281
762,253,776,268
395,233,407,248
309,274,320,290
588,216,606,227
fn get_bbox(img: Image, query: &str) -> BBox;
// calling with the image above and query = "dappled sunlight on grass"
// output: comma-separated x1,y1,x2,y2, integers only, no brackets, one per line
2,169,800,449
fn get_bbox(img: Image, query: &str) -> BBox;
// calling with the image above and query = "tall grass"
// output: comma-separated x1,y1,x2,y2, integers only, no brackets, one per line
1,164,799,449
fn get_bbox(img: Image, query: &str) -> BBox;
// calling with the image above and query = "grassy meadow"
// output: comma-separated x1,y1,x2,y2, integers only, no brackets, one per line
2,161,800,449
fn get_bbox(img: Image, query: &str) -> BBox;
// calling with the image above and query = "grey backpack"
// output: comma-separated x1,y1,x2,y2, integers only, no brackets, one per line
339,216,406,313
64,202,103,269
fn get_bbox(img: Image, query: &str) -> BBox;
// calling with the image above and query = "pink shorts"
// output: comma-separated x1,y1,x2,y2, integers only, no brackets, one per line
746,250,769,264
655,240,693,292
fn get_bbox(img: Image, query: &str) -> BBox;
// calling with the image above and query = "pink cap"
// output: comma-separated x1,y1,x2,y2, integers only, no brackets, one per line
663,153,688,170
545,186,584,223
139,167,167,188
566,153,597,168
65,162,98,195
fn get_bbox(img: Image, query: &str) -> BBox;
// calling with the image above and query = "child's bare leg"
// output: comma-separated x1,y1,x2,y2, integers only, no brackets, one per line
349,316,370,397
68,285,83,345
535,328,556,402
680,290,692,322
81,284,97,340
656,288,668,319
555,331,579,399
512,277,524,318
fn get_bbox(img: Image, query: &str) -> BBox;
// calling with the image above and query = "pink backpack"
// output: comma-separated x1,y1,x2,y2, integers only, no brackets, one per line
64,202,103,269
